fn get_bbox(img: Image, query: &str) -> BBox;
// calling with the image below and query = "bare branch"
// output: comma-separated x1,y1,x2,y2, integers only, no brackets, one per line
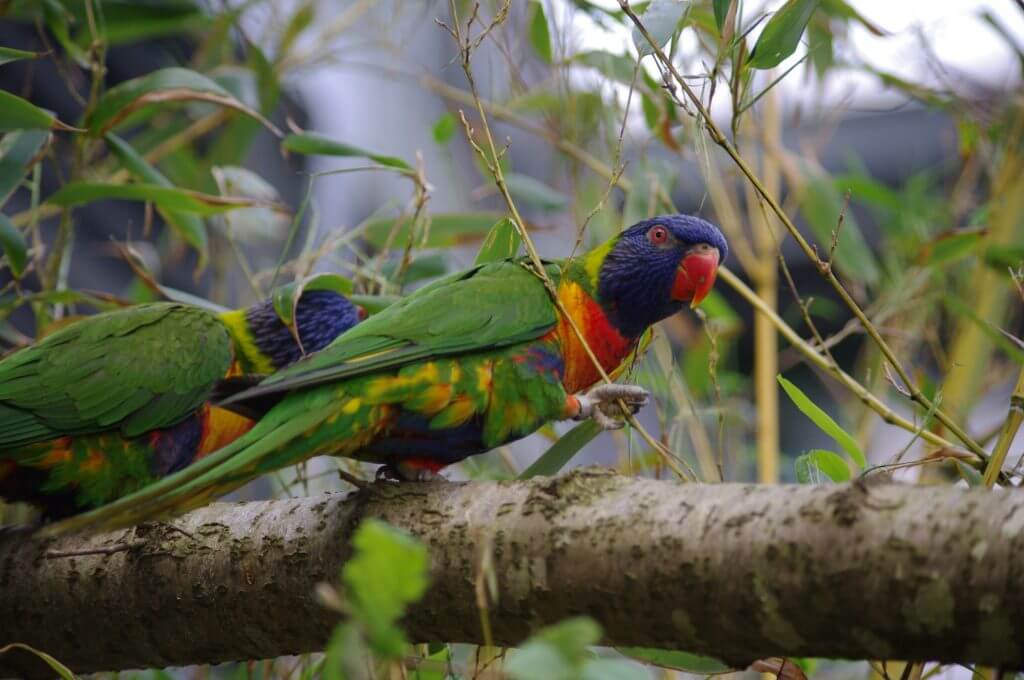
3,471,1024,676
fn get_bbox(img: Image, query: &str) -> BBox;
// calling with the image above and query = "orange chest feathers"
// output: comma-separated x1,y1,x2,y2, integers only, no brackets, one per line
195,405,256,459
547,282,637,394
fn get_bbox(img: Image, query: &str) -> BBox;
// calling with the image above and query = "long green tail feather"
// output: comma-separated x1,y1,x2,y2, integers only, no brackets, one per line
98,404,335,530
38,400,325,536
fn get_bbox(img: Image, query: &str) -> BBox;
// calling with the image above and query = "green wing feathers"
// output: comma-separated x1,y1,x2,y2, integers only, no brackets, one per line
0,303,233,449
224,259,561,404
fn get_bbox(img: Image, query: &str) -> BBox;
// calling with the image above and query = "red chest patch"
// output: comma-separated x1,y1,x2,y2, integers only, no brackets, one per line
547,282,636,394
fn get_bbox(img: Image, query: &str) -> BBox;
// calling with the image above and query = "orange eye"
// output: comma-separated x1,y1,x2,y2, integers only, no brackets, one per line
648,225,669,245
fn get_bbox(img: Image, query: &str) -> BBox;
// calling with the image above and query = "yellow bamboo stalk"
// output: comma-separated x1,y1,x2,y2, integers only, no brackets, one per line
940,143,1023,426
749,92,782,485
982,366,1024,487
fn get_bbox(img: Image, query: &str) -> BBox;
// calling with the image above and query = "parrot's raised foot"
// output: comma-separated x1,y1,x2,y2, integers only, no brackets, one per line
375,464,402,483
375,463,446,483
573,383,650,430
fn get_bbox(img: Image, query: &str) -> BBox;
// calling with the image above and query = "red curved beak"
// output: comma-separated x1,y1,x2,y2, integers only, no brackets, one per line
671,247,721,309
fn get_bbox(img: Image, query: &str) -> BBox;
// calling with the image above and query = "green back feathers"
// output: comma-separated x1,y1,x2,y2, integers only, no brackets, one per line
0,303,232,447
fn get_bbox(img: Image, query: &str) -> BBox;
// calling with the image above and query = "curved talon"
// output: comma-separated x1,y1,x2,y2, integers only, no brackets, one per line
375,462,446,483
573,383,650,430
375,464,403,483
396,462,445,482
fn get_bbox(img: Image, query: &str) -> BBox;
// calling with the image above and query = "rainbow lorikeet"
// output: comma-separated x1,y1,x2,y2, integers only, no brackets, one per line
49,214,727,533
0,289,364,518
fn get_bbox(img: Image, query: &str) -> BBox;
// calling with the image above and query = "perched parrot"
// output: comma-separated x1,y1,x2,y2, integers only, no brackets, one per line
0,288,364,518
48,214,727,534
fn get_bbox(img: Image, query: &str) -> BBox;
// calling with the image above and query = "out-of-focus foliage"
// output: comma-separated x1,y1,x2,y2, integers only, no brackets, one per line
0,0,1021,677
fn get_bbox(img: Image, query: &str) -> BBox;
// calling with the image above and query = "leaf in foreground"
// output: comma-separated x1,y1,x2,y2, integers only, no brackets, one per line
778,375,865,468
794,449,852,483
0,643,76,680
342,519,429,657
749,0,821,69
475,216,522,264
271,273,354,340
520,420,601,479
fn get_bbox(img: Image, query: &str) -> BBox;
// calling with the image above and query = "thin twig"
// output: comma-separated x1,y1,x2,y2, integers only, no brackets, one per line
46,539,147,559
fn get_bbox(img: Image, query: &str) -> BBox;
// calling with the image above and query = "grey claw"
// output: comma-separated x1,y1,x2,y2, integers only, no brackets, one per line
574,383,650,430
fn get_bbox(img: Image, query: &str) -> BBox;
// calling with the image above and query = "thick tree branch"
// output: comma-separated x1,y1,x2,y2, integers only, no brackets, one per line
2,468,1023,676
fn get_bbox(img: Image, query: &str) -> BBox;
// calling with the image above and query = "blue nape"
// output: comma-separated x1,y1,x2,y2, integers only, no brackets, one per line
246,290,362,370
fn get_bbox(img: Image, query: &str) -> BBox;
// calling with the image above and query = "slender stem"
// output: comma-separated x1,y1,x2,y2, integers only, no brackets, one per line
982,367,1024,487
619,1,986,462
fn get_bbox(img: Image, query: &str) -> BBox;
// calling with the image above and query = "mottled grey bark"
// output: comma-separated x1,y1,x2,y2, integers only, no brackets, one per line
1,468,1023,677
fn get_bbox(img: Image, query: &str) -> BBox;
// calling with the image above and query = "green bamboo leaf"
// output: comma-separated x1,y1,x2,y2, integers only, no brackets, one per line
86,67,279,136
42,0,88,67
349,294,399,316
282,132,411,170
104,133,209,263
475,217,522,264
0,90,76,133
58,0,209,46
574,50,638,85
821,0,887,36
47,182,257,216
0,643,76,680
920,227,985,267
505,172,567,212
944,296,1024,365
520,421,601,479
211,165,291,243
832,172,901,211
985,243,1024,270
151,286,228,313
0,212,27,277
619,647,730,673
381,253,449,287
779,375,865,468
272,273,355,338
508,618,602,678
712,0,732,33
0,290,124,322
631,0,688,57
0,46,46,66
799,174,879,285
278,1,316,57
954,460,983,487
0,129,48,205
749,0,820,69
432,112,456,145
795,449,852,483
342,519,429,657
362,212,504,250
528,0,553,64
